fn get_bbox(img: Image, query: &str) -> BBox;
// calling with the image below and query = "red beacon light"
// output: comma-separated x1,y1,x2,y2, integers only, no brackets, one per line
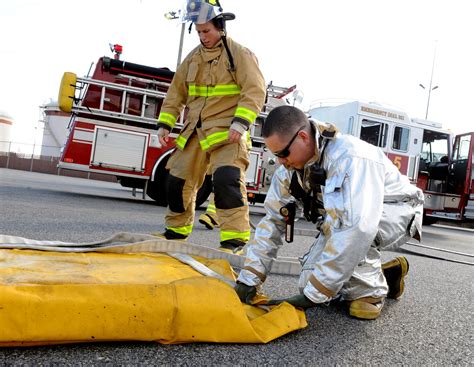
109,43,123,60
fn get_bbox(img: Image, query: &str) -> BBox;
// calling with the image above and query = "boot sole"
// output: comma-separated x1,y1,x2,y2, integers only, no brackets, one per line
393,257,408,299
382,256,409,299
349,309,381,320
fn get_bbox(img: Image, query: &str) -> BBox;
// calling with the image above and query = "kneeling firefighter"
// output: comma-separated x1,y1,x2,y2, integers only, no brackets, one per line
236,106,424,319
156,0,266,253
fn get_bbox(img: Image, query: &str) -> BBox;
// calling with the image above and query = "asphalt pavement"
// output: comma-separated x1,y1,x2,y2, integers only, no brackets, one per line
0,168,472,365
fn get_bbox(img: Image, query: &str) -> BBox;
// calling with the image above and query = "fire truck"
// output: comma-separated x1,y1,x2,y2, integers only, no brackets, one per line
309,101,474,224
57,50,292,207
57,49,473,224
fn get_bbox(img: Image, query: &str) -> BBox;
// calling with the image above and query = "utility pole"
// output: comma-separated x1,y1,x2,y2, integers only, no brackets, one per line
419,41,439,120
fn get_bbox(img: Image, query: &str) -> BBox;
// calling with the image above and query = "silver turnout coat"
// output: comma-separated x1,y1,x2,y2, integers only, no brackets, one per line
237,120,424,303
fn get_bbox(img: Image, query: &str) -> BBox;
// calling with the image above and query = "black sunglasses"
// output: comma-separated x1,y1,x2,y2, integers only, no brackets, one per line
273,126,305,158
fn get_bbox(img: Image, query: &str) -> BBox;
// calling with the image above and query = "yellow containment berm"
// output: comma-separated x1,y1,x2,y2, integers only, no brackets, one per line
0,233,307,346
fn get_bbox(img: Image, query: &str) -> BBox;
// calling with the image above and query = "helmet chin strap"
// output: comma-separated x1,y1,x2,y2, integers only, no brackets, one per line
220,30,235,72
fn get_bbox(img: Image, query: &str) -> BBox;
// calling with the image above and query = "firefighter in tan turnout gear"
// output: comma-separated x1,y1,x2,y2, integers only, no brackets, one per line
156,0,266,253
235,106,424,319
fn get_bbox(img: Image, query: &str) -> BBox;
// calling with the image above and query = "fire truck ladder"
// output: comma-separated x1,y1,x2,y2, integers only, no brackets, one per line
266,82,297,100
73,74,171,127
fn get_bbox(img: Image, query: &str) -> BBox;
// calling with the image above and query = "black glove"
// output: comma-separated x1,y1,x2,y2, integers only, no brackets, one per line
267,294,317,309
235,282,257,304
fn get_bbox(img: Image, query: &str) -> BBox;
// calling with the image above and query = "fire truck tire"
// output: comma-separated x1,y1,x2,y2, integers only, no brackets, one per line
147,172,212,209
58,72,77,113
146,168,169,206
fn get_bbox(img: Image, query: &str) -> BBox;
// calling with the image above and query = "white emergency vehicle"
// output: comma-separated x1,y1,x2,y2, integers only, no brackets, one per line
309,101,474,223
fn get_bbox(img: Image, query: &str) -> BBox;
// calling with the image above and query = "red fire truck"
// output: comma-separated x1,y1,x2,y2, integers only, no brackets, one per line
57,52,292,207
57,51,473,224
310,101,474,224
420,132,474,224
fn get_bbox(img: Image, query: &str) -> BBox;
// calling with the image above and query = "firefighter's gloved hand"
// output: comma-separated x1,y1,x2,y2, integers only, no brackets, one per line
235,281,257,304
157,127,170,147
229,120,247,143
228,129,242,143
267,294,317,309
230,120,249,133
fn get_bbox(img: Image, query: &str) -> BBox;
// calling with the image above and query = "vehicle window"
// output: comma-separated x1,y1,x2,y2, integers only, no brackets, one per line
421,130,450,163
457,135,471,160
392,126,410,151
360,119,387,148
420,142,431,161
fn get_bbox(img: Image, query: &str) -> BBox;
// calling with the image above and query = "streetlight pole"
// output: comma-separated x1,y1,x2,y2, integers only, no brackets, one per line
164,11,186,69
165,10,187,125
419,41,439,120
176,22,186,69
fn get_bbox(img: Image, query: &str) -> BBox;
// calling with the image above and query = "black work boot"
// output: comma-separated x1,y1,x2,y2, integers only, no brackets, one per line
382,256,409,299
152,229,188,241
219,239,246,255
198,213,219,230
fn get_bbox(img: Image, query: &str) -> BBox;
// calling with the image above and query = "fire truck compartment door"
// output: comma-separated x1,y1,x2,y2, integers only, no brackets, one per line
91,127,147,171
246,151,260,186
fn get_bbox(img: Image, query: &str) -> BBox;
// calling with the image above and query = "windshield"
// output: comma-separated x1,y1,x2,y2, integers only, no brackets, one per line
421,130,450,164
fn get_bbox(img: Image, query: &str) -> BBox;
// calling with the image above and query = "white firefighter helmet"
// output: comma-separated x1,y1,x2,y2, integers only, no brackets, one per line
184,0,235,26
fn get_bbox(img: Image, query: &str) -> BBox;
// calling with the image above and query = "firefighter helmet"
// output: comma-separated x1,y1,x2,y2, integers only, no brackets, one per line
184,1,235,27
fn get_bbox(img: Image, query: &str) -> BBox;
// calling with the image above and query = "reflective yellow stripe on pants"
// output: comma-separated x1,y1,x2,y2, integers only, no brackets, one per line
220,230,251,243
167,224,193,237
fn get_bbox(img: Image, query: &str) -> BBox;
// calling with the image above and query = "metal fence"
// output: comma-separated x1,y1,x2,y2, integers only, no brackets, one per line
0,141,116,182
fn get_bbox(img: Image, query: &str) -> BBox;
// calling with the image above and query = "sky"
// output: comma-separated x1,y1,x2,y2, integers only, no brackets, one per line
1,0,473,153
